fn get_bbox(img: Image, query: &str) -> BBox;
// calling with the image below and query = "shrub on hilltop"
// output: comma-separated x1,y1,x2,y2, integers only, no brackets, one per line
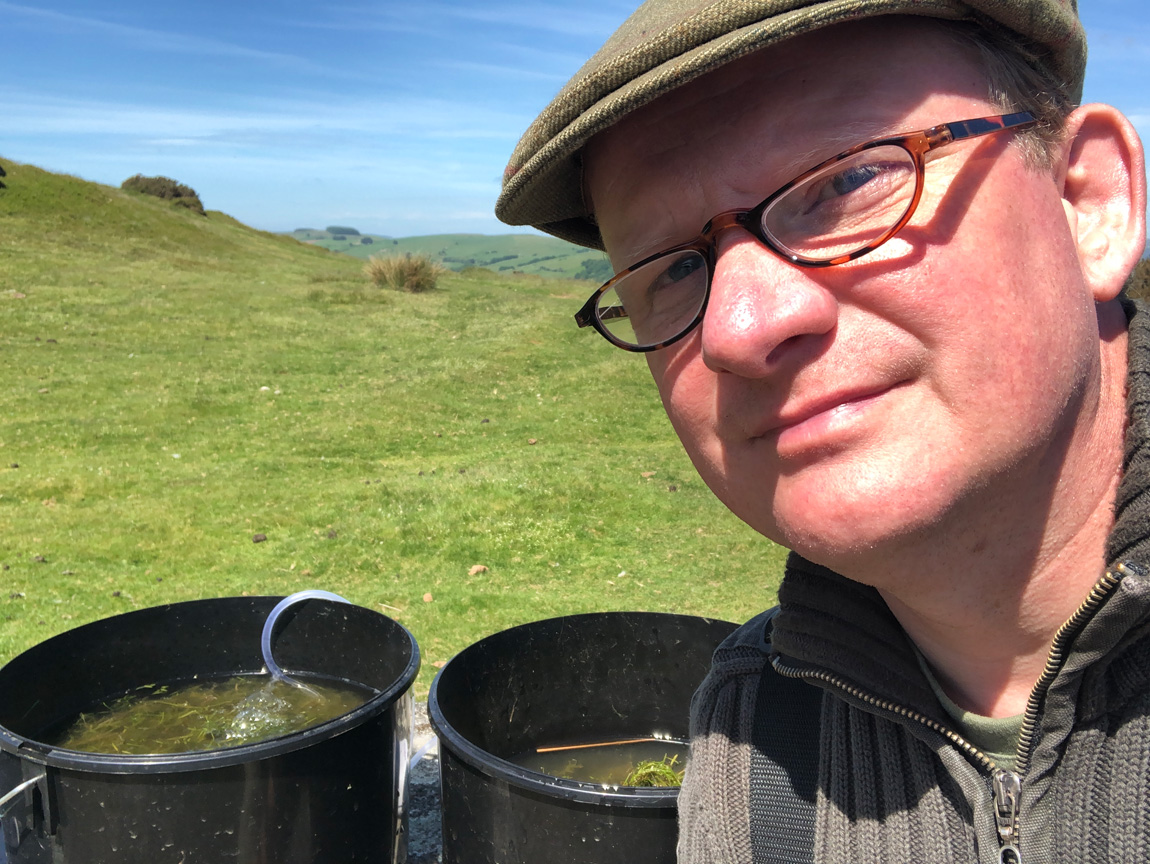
326,225,360,236
364,253,446,293
121,174,205,215
578,256,614,283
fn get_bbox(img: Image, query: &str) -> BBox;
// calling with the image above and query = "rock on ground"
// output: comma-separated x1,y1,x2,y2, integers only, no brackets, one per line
406,701,443,863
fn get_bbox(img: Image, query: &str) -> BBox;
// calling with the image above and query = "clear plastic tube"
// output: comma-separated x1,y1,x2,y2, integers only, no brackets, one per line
408,734,439,772
260,590,349,682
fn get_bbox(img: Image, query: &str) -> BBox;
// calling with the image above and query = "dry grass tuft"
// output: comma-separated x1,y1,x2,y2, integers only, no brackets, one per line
364,253,447,293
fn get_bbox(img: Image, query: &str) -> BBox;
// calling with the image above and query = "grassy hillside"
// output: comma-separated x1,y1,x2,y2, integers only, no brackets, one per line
291,228,614,283
0,159,783,697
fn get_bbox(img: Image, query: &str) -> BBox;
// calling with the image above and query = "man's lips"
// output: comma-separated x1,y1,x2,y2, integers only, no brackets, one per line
751,383,901,442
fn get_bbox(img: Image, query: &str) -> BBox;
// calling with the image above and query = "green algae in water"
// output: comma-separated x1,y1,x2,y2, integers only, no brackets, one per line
623,753,684,787
52,675,372,755
512,739,688,787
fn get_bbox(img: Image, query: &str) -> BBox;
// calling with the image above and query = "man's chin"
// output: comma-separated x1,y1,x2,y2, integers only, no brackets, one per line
761,482,957,576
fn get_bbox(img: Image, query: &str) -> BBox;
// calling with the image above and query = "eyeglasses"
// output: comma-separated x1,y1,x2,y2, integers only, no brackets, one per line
575,111,1037,352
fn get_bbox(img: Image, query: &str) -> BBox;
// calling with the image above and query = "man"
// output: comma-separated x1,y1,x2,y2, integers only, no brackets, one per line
497,2,1147,862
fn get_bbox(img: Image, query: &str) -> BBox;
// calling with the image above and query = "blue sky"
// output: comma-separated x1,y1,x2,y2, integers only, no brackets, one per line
2,0,1146,238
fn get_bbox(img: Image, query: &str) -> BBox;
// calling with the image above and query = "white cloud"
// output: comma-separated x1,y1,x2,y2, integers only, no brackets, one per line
282,1,631,39
3,89,526,145
0,0,367,79
432,59,571,83
1086,28,1150,64
141,139,204,148
424,2,632,38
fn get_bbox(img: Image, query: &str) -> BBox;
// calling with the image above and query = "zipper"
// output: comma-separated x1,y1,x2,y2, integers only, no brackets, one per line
993,769,1022,863
1011,566,1125,777
771,563,1129,864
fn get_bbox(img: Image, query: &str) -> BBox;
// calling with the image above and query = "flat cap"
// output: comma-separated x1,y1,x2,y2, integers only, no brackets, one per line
495,0,1086,249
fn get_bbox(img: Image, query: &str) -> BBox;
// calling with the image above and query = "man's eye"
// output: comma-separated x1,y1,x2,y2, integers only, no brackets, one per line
779,147,915,225
805,159,904,209
817,163,887,202
658,254,705,286
761,144,916,258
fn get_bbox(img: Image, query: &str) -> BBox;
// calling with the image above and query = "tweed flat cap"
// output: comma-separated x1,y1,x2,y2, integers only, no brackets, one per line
496,0,1086,249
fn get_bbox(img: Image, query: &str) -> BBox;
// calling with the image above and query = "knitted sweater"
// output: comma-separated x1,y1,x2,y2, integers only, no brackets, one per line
678,300,1150,864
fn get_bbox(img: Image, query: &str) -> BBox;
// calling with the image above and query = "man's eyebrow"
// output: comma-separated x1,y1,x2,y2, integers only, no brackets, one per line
769,119,910,179
594,118,918,264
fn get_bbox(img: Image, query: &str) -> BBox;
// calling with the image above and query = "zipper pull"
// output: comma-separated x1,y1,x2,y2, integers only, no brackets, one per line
993,770,1022,863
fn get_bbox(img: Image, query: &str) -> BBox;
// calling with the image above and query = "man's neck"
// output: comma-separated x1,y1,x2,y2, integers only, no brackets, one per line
877,481,1119,717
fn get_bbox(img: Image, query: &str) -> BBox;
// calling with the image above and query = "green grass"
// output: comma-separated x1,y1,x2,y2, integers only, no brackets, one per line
0,158,786,697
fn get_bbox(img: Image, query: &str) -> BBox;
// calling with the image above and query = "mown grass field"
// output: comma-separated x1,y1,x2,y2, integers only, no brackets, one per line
0,160,786,696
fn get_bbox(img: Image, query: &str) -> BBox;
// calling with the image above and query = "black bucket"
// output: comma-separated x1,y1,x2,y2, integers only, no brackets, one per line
0,596,420,864
428,611,737,864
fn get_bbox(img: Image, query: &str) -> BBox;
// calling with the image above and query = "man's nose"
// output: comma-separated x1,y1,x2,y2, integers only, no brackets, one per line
699,232,839,376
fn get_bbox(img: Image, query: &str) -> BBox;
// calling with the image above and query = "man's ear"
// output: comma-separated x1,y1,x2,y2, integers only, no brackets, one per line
1057,103,1147,302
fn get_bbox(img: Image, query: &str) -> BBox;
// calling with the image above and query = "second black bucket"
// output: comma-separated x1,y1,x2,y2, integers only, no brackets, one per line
428,611,737,864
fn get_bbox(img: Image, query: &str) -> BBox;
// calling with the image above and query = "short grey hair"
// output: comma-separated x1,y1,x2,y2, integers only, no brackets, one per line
949,20,1075,168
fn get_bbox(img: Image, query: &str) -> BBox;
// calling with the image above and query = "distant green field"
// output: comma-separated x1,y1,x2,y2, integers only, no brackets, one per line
291,227,614,283
0,159,784,697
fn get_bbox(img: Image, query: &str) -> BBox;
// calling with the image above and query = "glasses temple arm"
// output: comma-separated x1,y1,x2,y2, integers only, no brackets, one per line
936,111,1037,145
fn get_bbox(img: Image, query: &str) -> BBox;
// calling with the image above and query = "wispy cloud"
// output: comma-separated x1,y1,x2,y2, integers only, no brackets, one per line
279,1,631,39
1084,27,1150,63
4,89,527,145
0,1,340,76
421,2,633,38
433,59,571,83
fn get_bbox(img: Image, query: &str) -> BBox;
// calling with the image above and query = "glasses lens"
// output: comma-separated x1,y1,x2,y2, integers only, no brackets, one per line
596,250,709,349
762,144,917,261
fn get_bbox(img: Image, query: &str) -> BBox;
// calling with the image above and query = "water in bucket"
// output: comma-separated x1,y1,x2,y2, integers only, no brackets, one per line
511,738,689,786
51,674,371,754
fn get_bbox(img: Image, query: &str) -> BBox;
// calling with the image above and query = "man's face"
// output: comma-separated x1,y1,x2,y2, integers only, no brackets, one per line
586,19,1109,577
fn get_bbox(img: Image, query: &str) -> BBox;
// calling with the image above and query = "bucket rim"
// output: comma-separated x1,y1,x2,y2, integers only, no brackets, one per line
428,610,735,808
0,595,421,774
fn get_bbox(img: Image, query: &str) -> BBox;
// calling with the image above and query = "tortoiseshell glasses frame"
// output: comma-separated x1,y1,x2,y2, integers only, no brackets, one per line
575,111,1038,352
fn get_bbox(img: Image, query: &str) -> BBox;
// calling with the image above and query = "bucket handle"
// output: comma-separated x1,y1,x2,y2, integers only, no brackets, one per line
1,771,50,858
260,590,350,683
0,775,44,816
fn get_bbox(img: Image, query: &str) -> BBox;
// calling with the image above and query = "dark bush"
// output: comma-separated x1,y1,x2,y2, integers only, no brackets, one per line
1127,257,1150,303
578,257,615,283
361,237,373,245
326,225,359,235
121,174,205,215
